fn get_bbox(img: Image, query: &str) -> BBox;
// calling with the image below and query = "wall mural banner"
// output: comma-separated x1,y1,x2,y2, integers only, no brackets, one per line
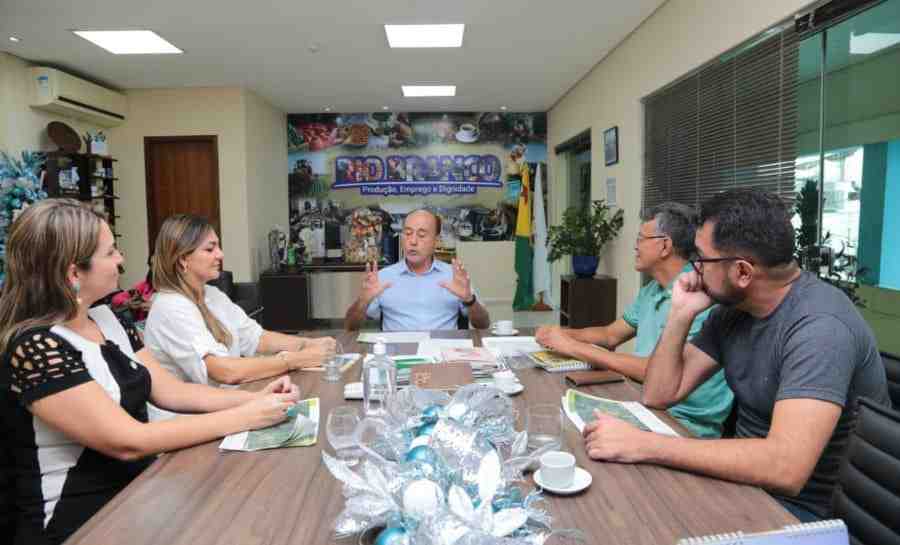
286,111,546,262
332,153,502,195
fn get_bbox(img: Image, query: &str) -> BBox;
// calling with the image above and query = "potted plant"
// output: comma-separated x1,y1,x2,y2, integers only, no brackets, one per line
547,199,624,278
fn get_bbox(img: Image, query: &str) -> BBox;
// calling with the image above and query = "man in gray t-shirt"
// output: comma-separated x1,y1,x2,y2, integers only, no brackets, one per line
690,271,888,516
580,189,889,521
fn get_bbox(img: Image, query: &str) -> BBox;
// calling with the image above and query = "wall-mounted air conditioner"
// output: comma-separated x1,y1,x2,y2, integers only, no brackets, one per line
30,67,126,128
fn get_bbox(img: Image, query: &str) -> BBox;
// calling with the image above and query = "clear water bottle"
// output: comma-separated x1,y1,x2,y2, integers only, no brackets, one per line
363,338,396,416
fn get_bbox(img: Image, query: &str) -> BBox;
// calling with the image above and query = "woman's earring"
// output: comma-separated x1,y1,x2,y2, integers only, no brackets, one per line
72,280,82,305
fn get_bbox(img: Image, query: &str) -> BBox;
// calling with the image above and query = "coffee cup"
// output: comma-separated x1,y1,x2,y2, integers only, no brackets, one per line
540,451,575,489
458,123,478,139
492,320,514,335
492,370,517,390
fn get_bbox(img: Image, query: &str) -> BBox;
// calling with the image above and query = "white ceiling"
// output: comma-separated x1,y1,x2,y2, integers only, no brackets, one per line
0,0,664,113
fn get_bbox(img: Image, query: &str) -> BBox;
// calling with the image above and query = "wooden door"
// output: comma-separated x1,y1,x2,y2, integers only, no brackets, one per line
144,136,221,253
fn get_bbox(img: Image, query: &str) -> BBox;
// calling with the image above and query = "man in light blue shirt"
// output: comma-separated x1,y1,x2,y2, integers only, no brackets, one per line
344,209,491,331
536,203,733,438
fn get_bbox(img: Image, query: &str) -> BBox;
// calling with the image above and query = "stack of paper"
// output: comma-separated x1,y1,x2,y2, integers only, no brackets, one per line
357,332,430,344
219,397,320,451
416,338,474,359
440,347,496,364
481,336,542,357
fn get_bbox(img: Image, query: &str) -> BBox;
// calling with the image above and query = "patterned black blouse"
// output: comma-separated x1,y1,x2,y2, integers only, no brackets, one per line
0,306,153,545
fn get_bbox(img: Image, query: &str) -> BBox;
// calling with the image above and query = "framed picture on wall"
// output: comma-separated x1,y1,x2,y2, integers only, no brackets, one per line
603,126,619,166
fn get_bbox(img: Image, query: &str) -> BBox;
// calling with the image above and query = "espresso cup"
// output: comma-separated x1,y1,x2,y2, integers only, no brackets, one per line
540,451,575,489
493,320,514,334
459,123,477,138
492,370,517,390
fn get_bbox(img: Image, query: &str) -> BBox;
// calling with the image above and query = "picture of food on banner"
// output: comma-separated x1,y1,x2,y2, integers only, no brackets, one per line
286,111,547,253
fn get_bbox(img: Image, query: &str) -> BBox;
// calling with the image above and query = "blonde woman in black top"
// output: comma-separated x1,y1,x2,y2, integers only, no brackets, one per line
0,199,300,545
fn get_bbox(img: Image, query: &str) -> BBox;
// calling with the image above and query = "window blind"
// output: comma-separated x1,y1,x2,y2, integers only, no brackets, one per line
642,26,799,211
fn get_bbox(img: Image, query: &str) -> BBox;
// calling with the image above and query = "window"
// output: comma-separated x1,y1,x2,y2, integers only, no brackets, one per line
642,26,799,210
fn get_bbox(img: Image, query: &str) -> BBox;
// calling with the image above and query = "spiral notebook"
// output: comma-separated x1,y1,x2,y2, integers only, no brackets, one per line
529,350,592,373
676,519,848,545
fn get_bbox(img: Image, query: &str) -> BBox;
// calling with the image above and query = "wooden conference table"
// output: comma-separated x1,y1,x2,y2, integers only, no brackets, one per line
66,329,796,545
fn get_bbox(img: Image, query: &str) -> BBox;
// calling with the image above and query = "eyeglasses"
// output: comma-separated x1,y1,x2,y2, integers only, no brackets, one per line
636,233,668,244
689,254,755,274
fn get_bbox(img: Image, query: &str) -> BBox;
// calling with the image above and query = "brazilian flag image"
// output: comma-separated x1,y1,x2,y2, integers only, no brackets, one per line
513,164,534,310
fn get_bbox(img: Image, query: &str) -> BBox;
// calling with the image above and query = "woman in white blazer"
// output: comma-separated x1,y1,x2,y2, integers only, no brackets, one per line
144,215,335,396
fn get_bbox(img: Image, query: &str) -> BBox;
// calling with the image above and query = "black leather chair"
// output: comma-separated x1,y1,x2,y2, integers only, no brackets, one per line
882,352,900,409
832,397,900,545
208,270,263,319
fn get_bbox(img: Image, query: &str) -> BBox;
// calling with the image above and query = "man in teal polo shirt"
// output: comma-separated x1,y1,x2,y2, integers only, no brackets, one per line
536,203,733,438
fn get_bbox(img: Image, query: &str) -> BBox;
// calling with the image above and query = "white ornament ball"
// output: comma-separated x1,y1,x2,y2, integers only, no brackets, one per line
402,479,445,519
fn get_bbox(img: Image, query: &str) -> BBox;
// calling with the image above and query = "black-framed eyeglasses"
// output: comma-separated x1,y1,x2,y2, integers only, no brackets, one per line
689,255,755,274
636,233,668,244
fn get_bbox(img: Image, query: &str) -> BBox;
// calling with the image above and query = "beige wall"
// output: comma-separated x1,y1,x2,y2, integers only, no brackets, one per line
2,62,287,287
0,52,104,158
244,90,288,278
456,241,516,322
548,0,811,343
110,87,252,285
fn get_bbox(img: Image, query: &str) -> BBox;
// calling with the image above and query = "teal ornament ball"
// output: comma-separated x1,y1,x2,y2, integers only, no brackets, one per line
416,421,437,437
404,445,436,465
374,526,408,545
421,404,441,424
10,198,21,209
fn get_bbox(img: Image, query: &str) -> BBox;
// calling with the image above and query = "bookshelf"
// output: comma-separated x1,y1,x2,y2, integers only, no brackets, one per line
44,152,120,238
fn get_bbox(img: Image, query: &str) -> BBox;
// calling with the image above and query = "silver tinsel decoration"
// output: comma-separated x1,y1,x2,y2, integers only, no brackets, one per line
322,385,584,545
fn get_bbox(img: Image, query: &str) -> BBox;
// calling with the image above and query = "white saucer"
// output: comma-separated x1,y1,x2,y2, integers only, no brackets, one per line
490,328,519,336
533,467,592,495
455,130,479,143
496,382,524,395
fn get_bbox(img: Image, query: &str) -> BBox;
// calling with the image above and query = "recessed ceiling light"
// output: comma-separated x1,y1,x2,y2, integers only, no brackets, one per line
382,106,390,110
9,36,21,43
402,85,456,97
324,106,332,112
72,30,183,55
500,106,508,111
384,24,464,48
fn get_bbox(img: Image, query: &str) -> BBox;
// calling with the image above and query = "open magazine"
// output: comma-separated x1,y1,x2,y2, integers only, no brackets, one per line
562,389,679,436
219,397,320,451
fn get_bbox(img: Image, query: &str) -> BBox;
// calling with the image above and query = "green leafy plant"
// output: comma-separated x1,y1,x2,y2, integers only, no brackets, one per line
547,200,624,261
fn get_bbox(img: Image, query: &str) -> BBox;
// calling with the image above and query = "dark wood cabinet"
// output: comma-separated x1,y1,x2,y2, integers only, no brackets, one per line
260,271,310,332
560,275,617,328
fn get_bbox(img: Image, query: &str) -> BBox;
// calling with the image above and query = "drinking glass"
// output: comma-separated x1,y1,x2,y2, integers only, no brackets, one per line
326,405,362,464
526,403,563,453
322,339,344,383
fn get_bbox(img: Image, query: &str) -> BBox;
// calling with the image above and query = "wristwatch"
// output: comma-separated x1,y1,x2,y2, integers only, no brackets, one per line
462,293,477,307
